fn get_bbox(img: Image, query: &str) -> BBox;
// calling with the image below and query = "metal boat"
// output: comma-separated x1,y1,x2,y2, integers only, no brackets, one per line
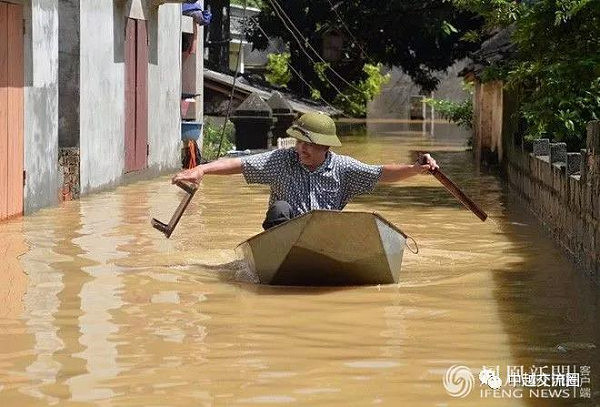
237,210,407,286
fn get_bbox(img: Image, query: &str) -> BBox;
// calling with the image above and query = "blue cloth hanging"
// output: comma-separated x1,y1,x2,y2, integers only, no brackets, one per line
182,2,202,13
182,2,212,26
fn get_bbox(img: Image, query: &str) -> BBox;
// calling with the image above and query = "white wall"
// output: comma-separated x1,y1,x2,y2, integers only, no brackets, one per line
79,0,125,193
148,4,181,171
195,3,204,132
23,0,61,213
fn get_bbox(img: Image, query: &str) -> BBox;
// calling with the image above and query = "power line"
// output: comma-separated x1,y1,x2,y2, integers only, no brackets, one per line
324,0,371,62
253,19,340,113
262,0,345,96
216,0,247,158
267,0,360,91
264,0,360,94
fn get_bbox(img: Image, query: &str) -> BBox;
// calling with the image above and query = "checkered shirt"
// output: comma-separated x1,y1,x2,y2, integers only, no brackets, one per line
240,148,382,217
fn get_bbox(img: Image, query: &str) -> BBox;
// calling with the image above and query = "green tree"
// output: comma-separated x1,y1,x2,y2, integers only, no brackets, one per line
246,0,484,116
202,119,235,159
334,64,391,117
454,0,600,149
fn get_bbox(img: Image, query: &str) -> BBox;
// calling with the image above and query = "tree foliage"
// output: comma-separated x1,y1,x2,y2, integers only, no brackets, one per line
202,119,235,159
454,0,600,148
424,81,474,130
265,52,292,87
246,0,484,116
334,64,391,117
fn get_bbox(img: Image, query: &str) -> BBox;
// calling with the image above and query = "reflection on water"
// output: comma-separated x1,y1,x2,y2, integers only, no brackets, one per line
0,123,598,406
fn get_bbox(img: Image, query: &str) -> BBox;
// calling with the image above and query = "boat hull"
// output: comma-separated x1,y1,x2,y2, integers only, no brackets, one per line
237,210,407,286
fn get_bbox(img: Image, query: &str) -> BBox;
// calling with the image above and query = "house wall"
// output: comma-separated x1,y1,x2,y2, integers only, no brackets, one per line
79,0,182,194
79,0,126,193
181,5,204,127
58,0,79,148
22,0,61,213
148,3,181,171
472,80,503,163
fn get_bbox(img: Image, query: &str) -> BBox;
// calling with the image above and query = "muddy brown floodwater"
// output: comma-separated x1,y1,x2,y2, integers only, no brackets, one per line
0,121,598,406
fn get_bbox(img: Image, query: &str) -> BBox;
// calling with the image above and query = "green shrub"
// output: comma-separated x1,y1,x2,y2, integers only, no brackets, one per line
202,119,235,160
453,0,600,150
425,97,473,130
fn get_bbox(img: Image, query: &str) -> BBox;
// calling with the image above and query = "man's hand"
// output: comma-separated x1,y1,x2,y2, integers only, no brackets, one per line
416,153,439,174
172,166,203,184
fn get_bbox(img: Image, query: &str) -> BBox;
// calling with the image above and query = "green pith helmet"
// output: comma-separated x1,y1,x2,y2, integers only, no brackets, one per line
285,112,341,147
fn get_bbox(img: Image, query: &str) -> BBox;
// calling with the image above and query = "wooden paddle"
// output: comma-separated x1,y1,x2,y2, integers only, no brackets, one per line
418,154,488,222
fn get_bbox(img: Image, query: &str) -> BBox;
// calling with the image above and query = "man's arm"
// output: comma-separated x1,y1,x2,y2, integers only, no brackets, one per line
378,154,438,183
172,158,243,184
379,164,421,183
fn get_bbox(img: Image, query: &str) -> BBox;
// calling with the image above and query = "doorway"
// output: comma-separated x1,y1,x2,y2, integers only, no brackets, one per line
0,2,24,220
124,18,148,173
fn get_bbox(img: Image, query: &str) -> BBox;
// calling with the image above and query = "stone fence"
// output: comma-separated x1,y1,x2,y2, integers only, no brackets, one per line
505,121,600,283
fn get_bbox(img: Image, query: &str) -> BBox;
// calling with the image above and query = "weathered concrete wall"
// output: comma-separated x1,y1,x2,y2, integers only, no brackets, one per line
23,0,61,213
79,0,124,193
473,81,504,163
181,1,204,151
79,1,182,194
505,123,600,283
58,0,79,148
148,4,182,172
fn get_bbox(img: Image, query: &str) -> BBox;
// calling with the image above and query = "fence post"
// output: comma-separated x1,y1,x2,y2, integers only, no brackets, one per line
566,153,581,176
533,138,550,156
550,142,567,164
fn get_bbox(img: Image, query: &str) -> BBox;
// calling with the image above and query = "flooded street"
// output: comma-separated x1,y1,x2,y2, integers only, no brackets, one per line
1,122,599,406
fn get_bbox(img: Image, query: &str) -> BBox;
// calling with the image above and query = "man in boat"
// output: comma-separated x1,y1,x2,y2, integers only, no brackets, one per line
172,112,438,229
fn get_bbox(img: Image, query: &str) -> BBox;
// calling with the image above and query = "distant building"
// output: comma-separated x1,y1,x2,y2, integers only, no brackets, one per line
209,3,285,75
365,60,471,139
367,60,471,121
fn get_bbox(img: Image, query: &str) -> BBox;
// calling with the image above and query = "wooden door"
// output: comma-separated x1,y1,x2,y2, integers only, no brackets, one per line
124,18,148,173
0,2,24,220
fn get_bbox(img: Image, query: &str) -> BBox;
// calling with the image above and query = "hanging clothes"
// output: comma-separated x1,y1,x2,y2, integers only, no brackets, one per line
182,139,202,169
182,2,212,26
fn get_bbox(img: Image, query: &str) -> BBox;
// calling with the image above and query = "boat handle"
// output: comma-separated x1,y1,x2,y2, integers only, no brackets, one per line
405,234,419,254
